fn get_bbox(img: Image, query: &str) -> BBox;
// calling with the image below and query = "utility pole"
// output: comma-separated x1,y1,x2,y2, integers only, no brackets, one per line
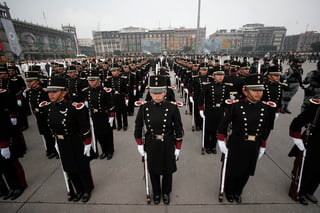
196,0,201,54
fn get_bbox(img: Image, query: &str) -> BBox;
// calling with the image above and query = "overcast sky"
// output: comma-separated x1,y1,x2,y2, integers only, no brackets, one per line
8,0,320,39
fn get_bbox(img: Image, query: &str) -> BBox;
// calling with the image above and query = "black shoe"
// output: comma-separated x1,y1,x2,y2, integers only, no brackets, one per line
305,193,318,203
3,190,14,200
48,152,57,159
299,195,309,205
153,194,160,205
100,153,107,159
284,109,292,114
123,126,128,131
106,153,113,160
280,109,286,114
10,189,23,200
211,148,217,154
82,193,91,203
226,193,234,203
233,194,241,204
67,193,75,201
196,126,200,131
117,127,122,131
206,148,212,154
163,194,170,205
73,193,83,202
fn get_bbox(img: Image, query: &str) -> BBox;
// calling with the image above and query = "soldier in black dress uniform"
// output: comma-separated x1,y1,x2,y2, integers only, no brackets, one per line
41,77,94,202
198,68,231,154
105,66,129,131
65,65,88,102
189,64,212,131
289,98,320,205
84,70,115,160
217,74,275,204
134,75,184,205
25,71,58,159
0,65,27,200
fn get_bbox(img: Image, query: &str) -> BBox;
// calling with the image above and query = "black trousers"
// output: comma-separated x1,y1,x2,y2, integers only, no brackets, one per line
150,173,172,195
0,159,22,190
95,130,114,155
204,130,217,149
68,168,94,194
225,173,250,196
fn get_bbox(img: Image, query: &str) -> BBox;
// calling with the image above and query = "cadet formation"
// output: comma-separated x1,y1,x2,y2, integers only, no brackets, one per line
0,53,319,206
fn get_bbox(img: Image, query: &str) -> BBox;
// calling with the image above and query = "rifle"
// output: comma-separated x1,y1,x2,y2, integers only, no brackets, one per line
288,105,320,200
219,151,228,202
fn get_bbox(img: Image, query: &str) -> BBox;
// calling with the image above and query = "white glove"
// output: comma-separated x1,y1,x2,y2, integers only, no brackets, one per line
175,149,180,161
274,113,279,121
17,100,22,107
133,90,137,96
108,117,114,127
10,118,17,126
218,140,228,154
183,88,188,94
292,137,306,151
22,92,27,98
137,145,144,157
125,99,129,106
199,110,205,119
189,96,194,104
138,85,141,91
1,147,10,159
84,101,89,108
83,144,91,157
258,147,266,160
180,83,184,88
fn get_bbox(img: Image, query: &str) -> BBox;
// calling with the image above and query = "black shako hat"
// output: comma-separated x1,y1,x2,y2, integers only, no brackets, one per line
149,75,166,93
46,77,66,92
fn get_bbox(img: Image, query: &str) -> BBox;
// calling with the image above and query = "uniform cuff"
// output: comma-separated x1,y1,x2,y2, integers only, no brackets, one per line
261,140,267,148
109,112,115,117
290,131,301,139
198,106,204,110
176,141,182,149
0,141,10,148
217,133,225,141
135,138,143,145
84,137,91,145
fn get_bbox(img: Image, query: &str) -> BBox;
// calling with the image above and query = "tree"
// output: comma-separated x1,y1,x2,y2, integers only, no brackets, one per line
311,41,320,52
183,46,192,53
113,50,121,56
240,46,254,52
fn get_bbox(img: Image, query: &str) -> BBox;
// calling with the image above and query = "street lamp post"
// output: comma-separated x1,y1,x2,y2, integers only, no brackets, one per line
196,0,201,54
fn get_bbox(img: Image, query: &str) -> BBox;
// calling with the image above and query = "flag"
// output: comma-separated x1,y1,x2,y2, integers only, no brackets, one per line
1,18,22,56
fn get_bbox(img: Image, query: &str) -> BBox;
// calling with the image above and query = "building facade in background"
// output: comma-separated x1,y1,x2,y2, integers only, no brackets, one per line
0,2,77,61
209,23,287,55
92,27,206,56
283,31,320,52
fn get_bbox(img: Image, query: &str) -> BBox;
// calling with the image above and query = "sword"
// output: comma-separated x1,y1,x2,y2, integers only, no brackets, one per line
55,140,75,199
142,152,151,204
201,116,205,155
219,151,228,202
190,96,195,131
